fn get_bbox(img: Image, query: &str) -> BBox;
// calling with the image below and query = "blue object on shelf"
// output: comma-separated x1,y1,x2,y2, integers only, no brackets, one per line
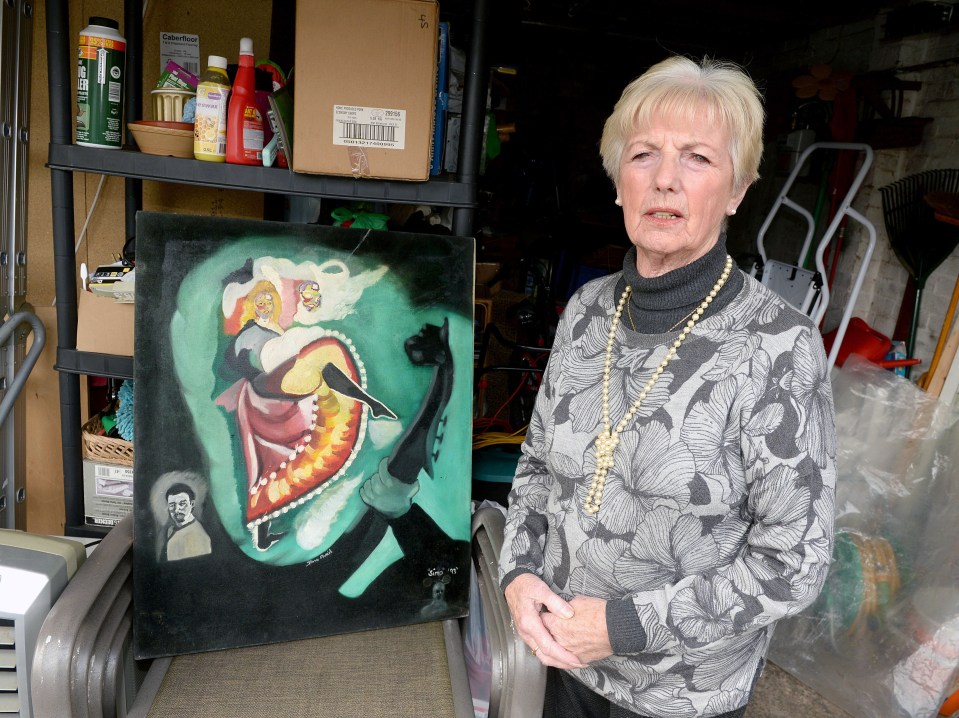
472,445,521,484
472,445,521,505
430,22,450,177
116,380,135,442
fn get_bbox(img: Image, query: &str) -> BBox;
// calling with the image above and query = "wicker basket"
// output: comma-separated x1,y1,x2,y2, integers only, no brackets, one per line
81,413,134,466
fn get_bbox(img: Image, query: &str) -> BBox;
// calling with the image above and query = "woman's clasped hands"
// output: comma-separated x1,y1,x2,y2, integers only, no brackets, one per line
504,573,614,668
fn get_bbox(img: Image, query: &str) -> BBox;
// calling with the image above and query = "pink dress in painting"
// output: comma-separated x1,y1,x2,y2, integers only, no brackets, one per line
219,330,364,525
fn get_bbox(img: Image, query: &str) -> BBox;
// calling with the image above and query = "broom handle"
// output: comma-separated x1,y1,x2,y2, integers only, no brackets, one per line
920,271,959,390
906,286,923,380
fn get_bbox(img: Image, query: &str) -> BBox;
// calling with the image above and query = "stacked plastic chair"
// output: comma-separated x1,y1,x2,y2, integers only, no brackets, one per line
31,509,546,717
470,506,548,718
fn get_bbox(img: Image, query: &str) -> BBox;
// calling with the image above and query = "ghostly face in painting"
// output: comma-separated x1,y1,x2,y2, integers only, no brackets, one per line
298,281,321,312
167,490,195,528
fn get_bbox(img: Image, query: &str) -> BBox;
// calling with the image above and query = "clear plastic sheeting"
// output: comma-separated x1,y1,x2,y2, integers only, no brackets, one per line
770,356,959,718
463,561,492,718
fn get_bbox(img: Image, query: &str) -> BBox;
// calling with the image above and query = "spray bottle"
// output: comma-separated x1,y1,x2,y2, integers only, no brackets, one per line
225,37,263,165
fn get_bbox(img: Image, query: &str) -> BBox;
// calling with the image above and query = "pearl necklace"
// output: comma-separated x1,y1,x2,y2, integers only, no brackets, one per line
583,254,734,515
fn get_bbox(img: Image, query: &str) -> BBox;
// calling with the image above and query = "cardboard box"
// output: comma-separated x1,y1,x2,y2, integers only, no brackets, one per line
76,291,134,356
475,261,502,298
293,0,439,181
82,459,133,527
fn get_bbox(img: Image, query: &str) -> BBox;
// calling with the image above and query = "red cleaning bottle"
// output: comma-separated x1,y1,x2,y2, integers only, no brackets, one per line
225,37,263,165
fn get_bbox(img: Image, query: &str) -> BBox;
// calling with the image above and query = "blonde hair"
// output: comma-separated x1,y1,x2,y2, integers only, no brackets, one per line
240,281,281,326
599,56,764,192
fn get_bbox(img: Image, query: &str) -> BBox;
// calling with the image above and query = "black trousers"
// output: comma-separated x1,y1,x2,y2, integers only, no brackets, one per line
543,668,748,718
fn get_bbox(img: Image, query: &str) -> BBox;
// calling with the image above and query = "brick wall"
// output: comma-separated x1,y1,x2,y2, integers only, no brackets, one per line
752,13,959,379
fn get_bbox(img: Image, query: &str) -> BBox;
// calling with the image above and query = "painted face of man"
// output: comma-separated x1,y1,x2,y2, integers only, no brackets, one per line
167,492,195,528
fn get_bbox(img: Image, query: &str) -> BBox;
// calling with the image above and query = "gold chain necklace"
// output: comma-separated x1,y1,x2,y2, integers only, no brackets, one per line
584,254,734,515
627,301,699,333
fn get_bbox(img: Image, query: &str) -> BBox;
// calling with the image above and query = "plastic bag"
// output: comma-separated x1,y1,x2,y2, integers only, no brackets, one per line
770,357,959,718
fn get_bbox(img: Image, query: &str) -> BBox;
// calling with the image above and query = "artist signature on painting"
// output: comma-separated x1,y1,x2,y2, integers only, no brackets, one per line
306,549,333,566
428,566,457,578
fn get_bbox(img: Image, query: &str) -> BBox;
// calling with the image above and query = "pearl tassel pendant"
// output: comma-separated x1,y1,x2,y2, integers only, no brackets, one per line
583,254,734,515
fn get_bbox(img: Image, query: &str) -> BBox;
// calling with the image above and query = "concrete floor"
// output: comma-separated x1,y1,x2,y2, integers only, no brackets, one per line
747,662,853,718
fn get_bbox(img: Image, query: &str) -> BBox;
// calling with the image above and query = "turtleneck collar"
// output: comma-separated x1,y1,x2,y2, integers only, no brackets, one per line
617,235,743,334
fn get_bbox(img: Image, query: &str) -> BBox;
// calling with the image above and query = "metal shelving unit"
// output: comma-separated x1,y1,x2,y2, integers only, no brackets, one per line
45,0,488,537
47,144,477,207
55,349,134,380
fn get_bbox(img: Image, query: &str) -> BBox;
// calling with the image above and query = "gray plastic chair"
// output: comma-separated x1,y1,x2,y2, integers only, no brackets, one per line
470,505,548,718
29,514,140,718
31,510,535,718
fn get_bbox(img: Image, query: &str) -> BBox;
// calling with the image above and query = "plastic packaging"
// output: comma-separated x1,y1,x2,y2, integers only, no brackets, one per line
254,67,276,152
76,17,126,149
770,357,959,718
330,206,390,230
225,38,264,165
463,562,492,718
155,60,199,91
193,56,231,162
256,60,288,167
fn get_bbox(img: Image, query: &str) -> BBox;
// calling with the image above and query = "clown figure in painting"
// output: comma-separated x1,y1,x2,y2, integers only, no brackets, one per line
217,261,400,551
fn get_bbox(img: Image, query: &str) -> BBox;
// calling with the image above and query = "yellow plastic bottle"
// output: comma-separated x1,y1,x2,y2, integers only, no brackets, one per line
193,55,231,162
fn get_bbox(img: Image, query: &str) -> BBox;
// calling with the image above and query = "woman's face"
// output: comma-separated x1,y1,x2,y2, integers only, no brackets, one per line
617,108,747,276
254,291,275,320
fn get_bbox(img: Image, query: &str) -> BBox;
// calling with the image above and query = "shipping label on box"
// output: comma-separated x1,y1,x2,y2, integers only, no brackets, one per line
333,105,407,150
83,459,133,527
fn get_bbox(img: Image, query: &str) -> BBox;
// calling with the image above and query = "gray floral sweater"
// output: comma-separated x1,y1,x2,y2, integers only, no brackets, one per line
499,271,837,717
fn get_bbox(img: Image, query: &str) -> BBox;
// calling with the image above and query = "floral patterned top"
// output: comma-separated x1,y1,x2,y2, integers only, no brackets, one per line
499,270,837,717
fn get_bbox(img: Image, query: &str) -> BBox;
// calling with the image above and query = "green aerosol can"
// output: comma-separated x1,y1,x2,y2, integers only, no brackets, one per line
76,17,126,149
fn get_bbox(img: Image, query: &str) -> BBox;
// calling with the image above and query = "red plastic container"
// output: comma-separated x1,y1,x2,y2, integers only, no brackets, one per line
225,37,263,165
822,317,921,369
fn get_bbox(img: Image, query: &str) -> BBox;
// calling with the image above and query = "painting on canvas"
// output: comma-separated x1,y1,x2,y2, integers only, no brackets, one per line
131,212,474,658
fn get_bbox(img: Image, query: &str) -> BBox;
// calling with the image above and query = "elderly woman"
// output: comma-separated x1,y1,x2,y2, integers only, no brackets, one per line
498,56,837,718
